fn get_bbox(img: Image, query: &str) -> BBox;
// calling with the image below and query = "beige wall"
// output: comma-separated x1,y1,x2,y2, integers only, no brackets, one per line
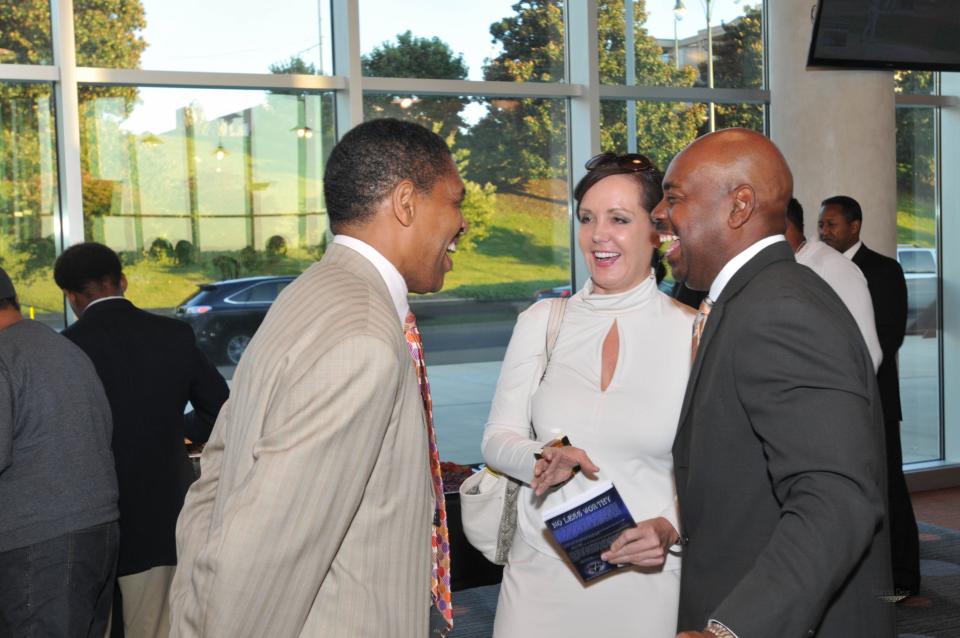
768,0,897,257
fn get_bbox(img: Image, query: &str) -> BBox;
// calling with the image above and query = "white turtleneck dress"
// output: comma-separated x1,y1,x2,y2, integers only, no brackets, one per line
482,273,695,636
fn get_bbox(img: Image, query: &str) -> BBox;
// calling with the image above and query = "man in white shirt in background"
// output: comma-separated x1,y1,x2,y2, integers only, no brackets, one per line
784,197,882,371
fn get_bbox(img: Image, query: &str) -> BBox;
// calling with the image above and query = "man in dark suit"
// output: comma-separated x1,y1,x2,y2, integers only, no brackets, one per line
651,129,894,638
54,243,229,638
819,194,919,597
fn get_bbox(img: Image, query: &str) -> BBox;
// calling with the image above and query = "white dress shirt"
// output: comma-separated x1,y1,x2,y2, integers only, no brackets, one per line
796,240,882,371
332,235,409,325
842,240,863,260
708,234,786,303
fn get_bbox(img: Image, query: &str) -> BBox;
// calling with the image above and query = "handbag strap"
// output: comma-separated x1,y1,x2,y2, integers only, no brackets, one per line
541,296,568,384
493,296,569,565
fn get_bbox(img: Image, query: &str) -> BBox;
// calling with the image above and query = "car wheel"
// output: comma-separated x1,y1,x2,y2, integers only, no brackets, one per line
224,333,252,365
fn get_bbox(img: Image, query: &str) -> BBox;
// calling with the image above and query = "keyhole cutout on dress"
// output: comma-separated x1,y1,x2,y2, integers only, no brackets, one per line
600,320,619,392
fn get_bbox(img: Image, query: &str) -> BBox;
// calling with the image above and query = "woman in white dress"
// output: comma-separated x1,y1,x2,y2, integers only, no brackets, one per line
482,152,695,636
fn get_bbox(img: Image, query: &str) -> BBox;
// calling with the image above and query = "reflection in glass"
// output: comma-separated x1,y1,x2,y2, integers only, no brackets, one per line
76,0,328,74
0,82,61,329
364,94,571,462
896,105,940,464
360,0,565,82
603,0,764,90
78,87,335,319
0,1,54,64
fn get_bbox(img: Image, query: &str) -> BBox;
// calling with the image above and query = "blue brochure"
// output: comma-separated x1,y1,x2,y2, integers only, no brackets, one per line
542,480,636,582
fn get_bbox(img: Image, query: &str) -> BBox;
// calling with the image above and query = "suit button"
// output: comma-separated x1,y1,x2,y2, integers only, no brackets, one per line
807,630,814,636
682,535,690,545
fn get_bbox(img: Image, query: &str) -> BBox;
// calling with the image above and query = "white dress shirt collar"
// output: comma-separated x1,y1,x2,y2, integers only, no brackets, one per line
83,295,126,312
708,234,786,303
843,239,863,260
332,234,409,325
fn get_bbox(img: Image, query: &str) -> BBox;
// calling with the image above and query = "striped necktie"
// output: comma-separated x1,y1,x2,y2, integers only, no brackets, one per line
403,312,453,634
691,297,714,364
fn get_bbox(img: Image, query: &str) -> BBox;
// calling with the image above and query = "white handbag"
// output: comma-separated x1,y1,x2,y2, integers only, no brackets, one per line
459,297,568,565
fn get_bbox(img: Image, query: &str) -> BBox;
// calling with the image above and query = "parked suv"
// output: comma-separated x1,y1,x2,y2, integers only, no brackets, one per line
176,275,296,364
896,245,937,334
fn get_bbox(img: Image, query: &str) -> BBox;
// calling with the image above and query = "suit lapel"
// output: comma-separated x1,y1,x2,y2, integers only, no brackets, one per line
675,241,795,436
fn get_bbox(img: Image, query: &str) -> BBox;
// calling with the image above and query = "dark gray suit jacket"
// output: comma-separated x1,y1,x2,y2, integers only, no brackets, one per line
674,241,894,637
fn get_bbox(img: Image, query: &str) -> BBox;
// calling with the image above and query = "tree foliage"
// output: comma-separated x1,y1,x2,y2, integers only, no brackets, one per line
0,0,146,245
362,31,469,139
465,0,703,189
894,71,935,207
703,4,764,133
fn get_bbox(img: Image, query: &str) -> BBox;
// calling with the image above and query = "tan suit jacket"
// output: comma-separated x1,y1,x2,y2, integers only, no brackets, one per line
169,244,434,637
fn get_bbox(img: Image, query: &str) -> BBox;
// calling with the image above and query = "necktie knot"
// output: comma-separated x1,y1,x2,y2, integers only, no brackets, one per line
697,297,714,318
691,297,714,364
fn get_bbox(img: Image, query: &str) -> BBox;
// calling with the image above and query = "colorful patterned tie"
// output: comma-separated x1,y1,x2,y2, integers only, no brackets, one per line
403,312,453,634
691,297,714,364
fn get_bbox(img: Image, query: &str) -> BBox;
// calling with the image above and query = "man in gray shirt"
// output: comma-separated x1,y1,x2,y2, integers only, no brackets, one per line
0,267,119,637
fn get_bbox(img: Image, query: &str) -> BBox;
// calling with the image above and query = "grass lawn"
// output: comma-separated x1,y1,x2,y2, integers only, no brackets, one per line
7,186,572,318
897,209,936,247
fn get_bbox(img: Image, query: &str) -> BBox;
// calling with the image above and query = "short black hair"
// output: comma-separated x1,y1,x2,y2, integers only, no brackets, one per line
0,297,19,312
53,242,123,293
572,155,667,283
786,197,804,234
323,118,453,231
820,195,862,223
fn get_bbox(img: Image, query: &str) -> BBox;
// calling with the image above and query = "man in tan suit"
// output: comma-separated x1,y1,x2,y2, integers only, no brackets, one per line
169,118,467,637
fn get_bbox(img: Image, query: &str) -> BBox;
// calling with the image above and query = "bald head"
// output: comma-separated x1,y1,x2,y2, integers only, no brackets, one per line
651,128,793,291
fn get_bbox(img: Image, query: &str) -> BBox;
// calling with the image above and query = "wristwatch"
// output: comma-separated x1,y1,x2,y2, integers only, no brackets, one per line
705,621,738,638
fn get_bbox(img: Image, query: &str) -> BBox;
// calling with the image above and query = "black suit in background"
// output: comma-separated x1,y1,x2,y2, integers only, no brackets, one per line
62,299,228,577
671,280,708,310
851,243,920,592
674,242,894,637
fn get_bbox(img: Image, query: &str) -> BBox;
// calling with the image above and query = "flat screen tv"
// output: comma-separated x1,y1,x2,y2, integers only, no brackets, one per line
808,0,960,71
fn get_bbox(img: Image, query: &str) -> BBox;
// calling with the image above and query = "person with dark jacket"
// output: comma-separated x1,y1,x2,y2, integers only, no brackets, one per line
0,266,119,637
55,243,229,638
819,194,919,598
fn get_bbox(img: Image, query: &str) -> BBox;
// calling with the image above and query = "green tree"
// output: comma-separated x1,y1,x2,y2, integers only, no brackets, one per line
701,4,764,133
362,31,469,139
894,71,935,212
465,0,703,189
0,0,146,276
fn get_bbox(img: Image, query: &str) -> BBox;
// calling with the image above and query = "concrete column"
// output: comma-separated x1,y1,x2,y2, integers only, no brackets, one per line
768,0,897,257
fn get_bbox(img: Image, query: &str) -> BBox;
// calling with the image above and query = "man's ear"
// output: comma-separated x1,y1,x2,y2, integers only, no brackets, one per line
728,185,756,229
851,218,862,236
119,274,128,294
392,179,417,227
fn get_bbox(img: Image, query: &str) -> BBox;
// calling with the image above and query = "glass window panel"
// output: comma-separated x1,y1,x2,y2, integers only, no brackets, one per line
602,0,764,89
76,0,330,74
895,70,936,95
0,82,62,330
0,1,54,65
364,94,571,462
896,105,940,464
601,99,764,171
360,0,565,82
78,86,335,373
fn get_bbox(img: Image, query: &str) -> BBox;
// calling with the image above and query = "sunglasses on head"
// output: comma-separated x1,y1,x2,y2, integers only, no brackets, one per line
584,152,655,172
